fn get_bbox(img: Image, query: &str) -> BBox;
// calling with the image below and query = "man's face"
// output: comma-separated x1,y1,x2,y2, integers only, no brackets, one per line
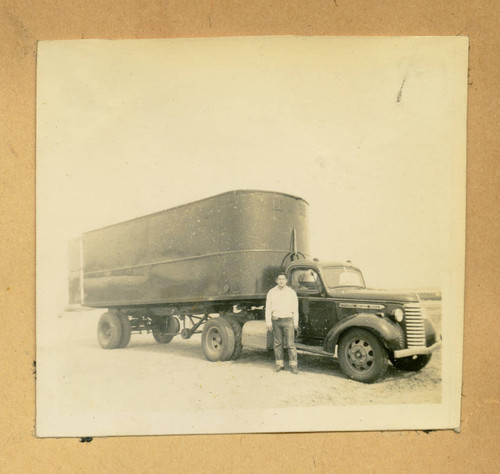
276,275,287,288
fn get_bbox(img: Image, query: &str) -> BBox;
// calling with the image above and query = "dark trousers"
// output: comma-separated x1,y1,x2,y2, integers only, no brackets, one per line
272,317,298,367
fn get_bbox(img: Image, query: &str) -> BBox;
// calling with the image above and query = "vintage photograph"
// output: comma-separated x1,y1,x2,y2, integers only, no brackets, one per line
36,36,467,436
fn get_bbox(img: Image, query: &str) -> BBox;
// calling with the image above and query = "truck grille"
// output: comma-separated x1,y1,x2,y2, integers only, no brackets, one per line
403,303,426,347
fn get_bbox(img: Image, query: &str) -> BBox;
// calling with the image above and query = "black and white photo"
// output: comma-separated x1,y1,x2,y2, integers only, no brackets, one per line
36,36,468,436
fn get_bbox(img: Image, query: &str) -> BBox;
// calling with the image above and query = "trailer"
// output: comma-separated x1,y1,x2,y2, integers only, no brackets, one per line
69,189,441,383
69,190,309,360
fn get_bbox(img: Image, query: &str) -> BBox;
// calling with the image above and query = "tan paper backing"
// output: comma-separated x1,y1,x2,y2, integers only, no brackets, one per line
1,1,498,472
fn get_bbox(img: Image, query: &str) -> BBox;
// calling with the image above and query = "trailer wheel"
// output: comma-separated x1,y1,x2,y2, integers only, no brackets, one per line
338,329,388,383
223,315,243,360
202,317,235,362
97,311,123,349
389,353,432,372
152,317,180,344
118,313,132,348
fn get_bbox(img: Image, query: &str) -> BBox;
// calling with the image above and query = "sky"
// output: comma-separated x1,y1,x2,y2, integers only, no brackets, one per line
36,36,468,317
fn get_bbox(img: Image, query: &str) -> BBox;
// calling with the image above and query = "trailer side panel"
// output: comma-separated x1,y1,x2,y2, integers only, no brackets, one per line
76,190,309,307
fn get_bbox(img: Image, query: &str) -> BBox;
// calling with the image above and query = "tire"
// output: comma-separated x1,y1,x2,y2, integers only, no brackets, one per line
338,328,388,383
97,311,123,349
118,313,132,348
389,353,432,371
152,317,180,344
201,317,236,362
223,315,243,360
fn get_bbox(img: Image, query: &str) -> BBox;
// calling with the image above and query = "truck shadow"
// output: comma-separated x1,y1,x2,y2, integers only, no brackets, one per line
235,348,344,377
124,337,341,374
231,349,439,384
125,336,206,361
122,336,438,384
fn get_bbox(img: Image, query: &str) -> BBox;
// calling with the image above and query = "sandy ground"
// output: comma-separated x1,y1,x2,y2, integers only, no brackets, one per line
37,302,441,430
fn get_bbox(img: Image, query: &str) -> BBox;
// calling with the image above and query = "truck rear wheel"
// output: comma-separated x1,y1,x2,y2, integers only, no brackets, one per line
338,328,388,383
389,353,432,371
118,313,132,348
152,317,180,344
202,317,235,362
223,315,243,360
97,311,123,349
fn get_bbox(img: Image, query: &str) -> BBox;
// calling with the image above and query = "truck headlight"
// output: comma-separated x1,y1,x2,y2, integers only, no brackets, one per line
392,308,404,322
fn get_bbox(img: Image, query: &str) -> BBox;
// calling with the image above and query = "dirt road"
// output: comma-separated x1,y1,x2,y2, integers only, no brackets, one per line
37,301,441,435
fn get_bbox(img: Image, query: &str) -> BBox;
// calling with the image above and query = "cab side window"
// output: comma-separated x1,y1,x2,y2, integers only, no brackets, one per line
290,269,322,294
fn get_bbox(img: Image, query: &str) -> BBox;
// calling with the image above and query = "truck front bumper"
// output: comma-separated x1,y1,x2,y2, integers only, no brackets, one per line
392,340,442,358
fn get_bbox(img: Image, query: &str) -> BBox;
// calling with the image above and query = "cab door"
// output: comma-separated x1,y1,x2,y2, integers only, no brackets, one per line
289,268,335,343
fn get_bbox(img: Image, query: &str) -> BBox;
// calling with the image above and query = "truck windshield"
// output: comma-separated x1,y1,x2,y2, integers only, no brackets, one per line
322,267,365,289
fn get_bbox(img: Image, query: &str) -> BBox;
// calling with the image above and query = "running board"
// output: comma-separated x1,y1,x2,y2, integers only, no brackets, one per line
295,343,334,357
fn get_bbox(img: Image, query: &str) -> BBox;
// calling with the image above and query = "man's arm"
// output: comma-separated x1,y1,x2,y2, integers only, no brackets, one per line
292,290,299,329
265,290,273,331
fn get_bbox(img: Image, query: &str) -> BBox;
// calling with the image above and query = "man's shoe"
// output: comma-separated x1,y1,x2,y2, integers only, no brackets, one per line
291,367,299,375
275,366,284,372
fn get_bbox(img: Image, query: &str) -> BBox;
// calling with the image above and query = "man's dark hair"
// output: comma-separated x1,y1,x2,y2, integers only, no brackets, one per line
276,271,287,279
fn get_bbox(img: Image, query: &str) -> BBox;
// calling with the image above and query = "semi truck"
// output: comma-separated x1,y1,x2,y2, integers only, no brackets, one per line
68,189,441,383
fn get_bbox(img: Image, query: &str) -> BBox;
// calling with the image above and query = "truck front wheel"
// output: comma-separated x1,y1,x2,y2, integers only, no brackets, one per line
338,329,388,383
202,318,235,362
97,311,123,349
389,353,432,371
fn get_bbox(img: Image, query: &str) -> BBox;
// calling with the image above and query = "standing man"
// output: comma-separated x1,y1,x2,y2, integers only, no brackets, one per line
265,271,299,374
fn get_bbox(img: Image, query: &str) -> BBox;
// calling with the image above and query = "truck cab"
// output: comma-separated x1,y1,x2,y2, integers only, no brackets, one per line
283,259,441,382
286,259,364,343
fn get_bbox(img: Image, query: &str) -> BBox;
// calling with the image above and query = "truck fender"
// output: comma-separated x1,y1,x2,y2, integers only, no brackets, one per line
323,313,405,354
424,318,437,346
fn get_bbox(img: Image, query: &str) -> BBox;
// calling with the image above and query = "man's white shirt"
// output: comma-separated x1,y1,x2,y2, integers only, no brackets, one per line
265,285,299,328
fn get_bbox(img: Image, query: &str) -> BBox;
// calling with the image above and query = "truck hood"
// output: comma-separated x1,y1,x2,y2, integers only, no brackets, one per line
329,287,419,303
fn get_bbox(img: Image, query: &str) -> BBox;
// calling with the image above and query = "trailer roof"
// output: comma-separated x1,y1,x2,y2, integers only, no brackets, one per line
84,189,309,235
